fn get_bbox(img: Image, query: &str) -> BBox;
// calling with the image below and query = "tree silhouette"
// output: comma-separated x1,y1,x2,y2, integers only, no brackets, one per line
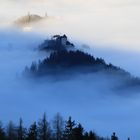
52,113,64,140
0,122,6,140
72,123,84,140
27,122,37,140
17,118,26,140
26,49,129,78
64,116,76,140
88,131,96,140
0,114,124,140
30,62,37,73
6,121,17,140
111,132,118,140
38,113,51,140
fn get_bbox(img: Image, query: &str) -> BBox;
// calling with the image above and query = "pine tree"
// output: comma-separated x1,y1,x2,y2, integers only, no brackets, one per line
0,122,6,140
88,131,96,140
17,118,26,140
52,113,64,140
30,62,37,73
6,121,17,140
111,132,118,140
64,116,76,140
38,113,51,140
72,123,84,140
27,122,37,140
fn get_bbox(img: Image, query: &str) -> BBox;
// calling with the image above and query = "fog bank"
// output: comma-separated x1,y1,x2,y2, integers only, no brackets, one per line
0,29,140,139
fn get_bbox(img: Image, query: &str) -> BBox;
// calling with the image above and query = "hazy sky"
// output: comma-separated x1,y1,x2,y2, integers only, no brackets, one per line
0,0,140,50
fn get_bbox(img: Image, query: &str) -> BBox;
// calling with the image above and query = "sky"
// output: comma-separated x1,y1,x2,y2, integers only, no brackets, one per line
1,0,140,50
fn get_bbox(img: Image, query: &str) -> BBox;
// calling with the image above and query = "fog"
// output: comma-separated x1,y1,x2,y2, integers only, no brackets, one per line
1,0,140,139
0,28,140,140
1,0,140,49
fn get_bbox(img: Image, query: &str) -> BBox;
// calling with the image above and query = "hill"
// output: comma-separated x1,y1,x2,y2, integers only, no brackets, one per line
14,13,47,26
24,35,140,90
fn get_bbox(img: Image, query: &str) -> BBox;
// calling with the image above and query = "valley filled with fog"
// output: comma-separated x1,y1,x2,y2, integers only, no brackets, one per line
1,0,140,139
0,28,140,140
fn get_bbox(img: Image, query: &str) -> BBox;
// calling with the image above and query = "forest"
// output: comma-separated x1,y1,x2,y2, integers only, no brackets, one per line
0,113,122,140
25,50,125,76
26,34,127,77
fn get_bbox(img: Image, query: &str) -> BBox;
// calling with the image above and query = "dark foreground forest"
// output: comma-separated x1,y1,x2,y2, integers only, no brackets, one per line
0,113,129,140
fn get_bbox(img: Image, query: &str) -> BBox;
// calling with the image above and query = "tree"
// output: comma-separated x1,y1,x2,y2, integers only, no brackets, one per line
52,113,64,140
111,132,118,140
72,123,84,140
83,132,89,140
0,122,6,140
88,131,96,140
27,122,37,140
30,62,37,73
83,131,97,140
64,116,76,140
38,113,51,140
17,118,26,140
6,121,17,140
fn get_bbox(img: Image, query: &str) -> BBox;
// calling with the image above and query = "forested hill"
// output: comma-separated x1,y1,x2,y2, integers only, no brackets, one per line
27,34,126,76
24,35,140,89
25,49,127,76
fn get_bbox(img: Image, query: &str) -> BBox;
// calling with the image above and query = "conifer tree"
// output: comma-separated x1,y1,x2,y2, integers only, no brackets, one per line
17,118,26,140
111,132,118,140
38,113,51,140
64,116,76,140
72,123,84,140
53,113,64,140
0,122,6,140
27,122,37,140
6,121,17,140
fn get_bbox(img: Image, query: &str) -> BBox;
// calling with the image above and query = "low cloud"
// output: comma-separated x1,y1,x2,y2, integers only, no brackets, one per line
0,29,140,139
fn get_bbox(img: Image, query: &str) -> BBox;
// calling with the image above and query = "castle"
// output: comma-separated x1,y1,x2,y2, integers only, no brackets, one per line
52,34,74,48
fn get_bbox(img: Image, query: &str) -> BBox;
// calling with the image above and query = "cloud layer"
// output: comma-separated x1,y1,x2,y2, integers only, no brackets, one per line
1,0,140,49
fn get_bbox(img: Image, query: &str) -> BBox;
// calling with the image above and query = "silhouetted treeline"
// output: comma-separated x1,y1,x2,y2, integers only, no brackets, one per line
25,50,126,76
0,113,122,140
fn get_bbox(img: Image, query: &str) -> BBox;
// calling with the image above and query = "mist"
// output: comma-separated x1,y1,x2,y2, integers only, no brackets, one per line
0,28,140,140
2,0,140,50
1,0,140,139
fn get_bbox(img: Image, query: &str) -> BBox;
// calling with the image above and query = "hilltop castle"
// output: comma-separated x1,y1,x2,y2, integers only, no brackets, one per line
39,34,75,51
52,34,74,48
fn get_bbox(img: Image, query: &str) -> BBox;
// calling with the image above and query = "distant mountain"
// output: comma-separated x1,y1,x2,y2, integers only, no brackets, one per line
14,13,47,26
